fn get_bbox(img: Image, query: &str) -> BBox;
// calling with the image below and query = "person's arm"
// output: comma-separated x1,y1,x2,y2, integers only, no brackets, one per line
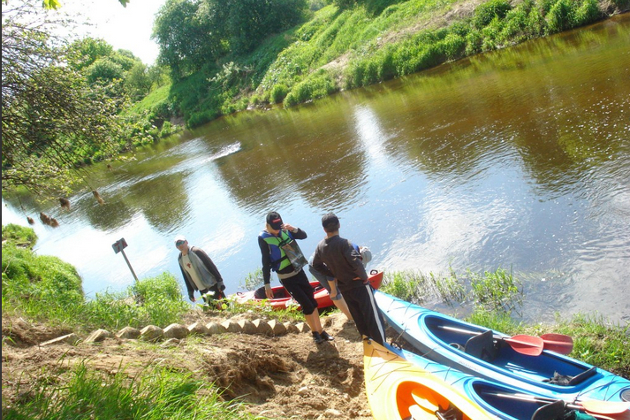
193,248,225,291
343,240,368,282
312,248,335,278
283,224,306,240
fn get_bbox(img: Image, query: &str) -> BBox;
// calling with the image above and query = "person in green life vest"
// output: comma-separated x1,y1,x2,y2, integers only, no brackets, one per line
258,211,333,345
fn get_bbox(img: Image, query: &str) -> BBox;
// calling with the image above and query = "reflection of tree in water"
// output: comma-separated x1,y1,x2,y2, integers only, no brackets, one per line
84,196,136,232
127,173,190,233
212,104,367,212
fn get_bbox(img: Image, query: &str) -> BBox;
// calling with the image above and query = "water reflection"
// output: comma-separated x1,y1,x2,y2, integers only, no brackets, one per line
3,15,629,322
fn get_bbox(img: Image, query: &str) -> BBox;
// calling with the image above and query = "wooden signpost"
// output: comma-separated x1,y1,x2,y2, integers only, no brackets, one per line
112,238,138,283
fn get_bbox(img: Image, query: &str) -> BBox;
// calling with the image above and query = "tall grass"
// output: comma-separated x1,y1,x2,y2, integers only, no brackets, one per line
2,363,260,420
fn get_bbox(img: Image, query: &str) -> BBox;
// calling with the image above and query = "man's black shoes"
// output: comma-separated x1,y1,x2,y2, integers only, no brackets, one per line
313,331,334,344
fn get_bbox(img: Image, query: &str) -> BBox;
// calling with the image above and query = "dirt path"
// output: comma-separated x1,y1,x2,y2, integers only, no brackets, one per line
2,311,377,419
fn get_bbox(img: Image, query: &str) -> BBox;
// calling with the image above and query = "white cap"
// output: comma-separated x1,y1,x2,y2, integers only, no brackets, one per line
174,235,186,243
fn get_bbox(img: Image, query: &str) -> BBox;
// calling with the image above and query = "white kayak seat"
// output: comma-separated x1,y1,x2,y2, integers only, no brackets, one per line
464,330,498,362
530,400,566,420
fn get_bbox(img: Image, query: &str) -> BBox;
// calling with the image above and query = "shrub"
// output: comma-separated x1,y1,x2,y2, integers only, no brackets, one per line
546,0,576,33
473,0,513,29
575,0,601,26
270,84,289,103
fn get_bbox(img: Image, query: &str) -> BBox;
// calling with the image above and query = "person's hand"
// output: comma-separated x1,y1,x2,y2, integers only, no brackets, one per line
282,223,298,233
265,284,274,299
190,296,196,302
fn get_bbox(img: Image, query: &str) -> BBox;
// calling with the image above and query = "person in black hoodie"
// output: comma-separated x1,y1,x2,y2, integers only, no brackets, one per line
311,213,386,345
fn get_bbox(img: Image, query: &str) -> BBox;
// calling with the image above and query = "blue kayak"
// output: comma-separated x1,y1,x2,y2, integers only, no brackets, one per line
375,290,630,404
365,339,630,420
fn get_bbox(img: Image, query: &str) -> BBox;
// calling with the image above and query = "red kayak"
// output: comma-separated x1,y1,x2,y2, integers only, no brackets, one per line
232,270,384,311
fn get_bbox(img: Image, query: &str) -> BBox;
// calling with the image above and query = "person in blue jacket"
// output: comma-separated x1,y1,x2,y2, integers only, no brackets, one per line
258,211,333,345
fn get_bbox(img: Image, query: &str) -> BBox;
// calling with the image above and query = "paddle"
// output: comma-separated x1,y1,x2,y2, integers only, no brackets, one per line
487,392,630,417
437,325,544,356
540,333,574,354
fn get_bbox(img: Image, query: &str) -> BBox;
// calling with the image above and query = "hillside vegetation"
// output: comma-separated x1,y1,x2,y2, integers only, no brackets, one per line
141,0,629,128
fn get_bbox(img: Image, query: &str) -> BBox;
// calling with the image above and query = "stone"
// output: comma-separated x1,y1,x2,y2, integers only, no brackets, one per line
237,319,256,334
84,329,112,343
140,325,163,341
221,320,241,333
269,319,287,335
252,319,273,335
117,326,141,339
40,333,80,346
187,322,209,335
295,322,310,333
284,322,299,334
163,323,189,339
206,322,227,335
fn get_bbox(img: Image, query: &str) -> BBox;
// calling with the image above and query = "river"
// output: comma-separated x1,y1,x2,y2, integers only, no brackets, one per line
3,14,629,323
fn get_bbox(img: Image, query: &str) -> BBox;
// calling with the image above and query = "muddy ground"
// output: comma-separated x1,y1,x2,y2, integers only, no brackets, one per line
2,310,388,419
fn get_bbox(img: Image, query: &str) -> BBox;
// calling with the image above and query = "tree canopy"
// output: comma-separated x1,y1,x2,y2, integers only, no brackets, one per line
2,0,123,196
152,0,307,79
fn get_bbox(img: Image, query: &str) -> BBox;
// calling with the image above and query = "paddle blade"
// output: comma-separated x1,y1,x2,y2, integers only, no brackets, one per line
505,335,544,356
540,333,574,354
580,400,630,415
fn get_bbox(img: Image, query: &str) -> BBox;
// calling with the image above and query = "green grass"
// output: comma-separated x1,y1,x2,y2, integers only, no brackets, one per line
2,363,260,420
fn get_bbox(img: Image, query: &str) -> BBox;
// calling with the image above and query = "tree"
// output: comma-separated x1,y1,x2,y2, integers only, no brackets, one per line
152,0,222,79
2,0,123,196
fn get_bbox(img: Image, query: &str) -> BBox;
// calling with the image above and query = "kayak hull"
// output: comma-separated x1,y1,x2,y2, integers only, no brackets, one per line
365,340,629,420
363,339,495,420
374,290,630,403
232,269,384,311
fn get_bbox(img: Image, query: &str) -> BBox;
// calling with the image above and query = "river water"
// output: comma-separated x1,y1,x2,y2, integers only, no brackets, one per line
3,15,629,323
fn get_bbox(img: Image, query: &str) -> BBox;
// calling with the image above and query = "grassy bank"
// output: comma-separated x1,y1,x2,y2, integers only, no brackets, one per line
137,0,629,128
2,224,629,418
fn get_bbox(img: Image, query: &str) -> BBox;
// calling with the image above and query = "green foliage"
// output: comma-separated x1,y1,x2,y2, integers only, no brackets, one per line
546,0,577,32
68,38,114,71
575,0,602,26
283,69,337,106
380,270,460,305
241,268,264,291
468,267,523,315
270,84,289,103
2,238,85,320
382,267,520,313
85,57,125,84
1,224,37,248
2,230,189,331
2,363,258,420
472,0,513,29
551,314,630,378
129,273,190,326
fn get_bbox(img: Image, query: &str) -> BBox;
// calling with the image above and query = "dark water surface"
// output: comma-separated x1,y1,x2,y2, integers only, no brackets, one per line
4,15,629,323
